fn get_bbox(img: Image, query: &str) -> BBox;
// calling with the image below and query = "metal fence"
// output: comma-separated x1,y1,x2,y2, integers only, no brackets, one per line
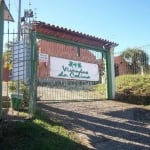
2,27,32,120
36,39,107,102
114,45,150,104
2,14,150,120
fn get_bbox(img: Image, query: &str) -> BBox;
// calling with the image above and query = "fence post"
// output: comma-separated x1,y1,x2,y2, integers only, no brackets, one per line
29,32,37,117
106,47,115,99
0,0,4,120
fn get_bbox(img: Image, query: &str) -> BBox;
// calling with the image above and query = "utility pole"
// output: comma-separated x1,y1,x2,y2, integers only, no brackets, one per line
17,0,21,41
16,0,21,95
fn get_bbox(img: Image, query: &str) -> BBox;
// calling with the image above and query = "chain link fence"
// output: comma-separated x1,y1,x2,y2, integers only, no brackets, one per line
114,45,150,104
2,31,32,120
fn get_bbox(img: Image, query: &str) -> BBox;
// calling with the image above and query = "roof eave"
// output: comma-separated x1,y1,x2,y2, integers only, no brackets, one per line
32,21,118,49
0,0,14,22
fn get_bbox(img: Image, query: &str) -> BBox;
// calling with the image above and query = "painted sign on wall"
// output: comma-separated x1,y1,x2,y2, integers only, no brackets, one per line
39,53,49,62
50,57,99,81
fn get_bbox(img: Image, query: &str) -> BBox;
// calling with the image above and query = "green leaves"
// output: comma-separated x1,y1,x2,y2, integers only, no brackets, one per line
3,50,12,70
121,48,149,74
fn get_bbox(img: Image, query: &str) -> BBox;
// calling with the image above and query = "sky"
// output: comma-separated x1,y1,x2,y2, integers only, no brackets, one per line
4,0,150,55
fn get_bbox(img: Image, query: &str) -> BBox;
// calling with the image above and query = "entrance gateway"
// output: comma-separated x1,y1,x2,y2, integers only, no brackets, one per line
32,21,118,103
0,1,118,118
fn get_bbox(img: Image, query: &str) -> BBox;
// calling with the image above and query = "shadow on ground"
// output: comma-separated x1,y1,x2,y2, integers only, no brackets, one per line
115,93,150,105
0,112,90,150
38,102,150,150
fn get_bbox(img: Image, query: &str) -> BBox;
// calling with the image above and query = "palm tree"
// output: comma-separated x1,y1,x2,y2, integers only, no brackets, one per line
121,48,149,75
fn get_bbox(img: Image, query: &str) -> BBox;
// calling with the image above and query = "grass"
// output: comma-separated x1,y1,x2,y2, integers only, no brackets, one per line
116,74,150,96
144,105,150,110
0,110,90,150
95,74,150,105
115,74,150,104
93,83,106,98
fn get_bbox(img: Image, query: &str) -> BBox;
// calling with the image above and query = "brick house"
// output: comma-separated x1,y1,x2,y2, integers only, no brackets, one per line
96,55,130,77
3,68,11,81
114,56,130,76
37,40,97,78
38,41,130,80
2,58,11,81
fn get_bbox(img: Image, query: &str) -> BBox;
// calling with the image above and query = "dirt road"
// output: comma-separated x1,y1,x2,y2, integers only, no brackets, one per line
38,100,150,150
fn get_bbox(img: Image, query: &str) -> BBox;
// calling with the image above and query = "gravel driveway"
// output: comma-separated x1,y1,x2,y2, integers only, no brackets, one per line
38,100,150,150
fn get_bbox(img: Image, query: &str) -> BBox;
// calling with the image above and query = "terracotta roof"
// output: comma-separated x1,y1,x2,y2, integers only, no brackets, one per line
32,21,118,49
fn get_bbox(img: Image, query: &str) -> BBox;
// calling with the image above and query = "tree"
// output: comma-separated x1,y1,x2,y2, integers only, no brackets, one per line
5,41,13,50
3,50,12,70
3,42,13,70
121,48,149,75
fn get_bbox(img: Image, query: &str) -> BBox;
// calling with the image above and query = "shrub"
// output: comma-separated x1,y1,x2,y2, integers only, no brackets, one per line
115,74,150,104
8,81,29,108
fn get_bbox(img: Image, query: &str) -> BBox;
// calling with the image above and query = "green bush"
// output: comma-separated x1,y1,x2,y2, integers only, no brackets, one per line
115,74,150,104
116,74,150,96
94,74,150,104
8,81,29,108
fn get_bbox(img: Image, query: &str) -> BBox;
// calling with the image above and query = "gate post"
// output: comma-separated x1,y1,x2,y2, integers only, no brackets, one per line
106,47,115,99
0,0,4,120
29,32,37,117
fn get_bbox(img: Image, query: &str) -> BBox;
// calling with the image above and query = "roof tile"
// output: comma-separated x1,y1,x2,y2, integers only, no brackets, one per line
32,21,118,49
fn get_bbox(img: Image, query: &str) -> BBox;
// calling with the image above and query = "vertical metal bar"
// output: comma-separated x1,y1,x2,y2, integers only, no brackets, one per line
29,32,36,117
32,33,37,114
101,52,107,84
16,0,21,96
34,37,37,109
106,51,112,99
29,33,34,117
0,0,4,120
110,48,115,99
106,48,115,99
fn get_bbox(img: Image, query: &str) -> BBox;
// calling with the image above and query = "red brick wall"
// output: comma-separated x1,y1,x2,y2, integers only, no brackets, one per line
96,56,130,77
3,68,11,81
37,40,97,78
114,56,130,75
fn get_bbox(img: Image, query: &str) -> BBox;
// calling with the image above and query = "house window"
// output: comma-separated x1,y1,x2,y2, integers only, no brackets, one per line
77,47,80,57
9,69,12,77
115,64,119,76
